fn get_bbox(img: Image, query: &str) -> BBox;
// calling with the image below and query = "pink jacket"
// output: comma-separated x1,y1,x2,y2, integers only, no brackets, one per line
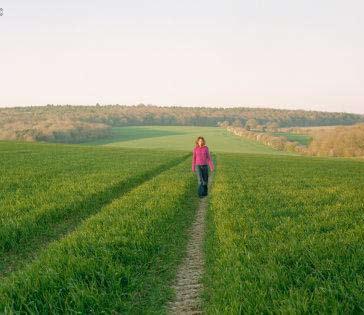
192,145,214,172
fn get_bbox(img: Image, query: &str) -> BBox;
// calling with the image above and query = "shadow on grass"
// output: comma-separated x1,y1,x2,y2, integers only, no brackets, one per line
0,153,191,278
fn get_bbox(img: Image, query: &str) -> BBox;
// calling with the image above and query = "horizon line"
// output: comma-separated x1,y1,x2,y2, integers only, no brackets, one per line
0,103,363,116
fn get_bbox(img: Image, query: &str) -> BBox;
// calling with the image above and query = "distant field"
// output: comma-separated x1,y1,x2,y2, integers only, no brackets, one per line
272,132,312,146
280,125,346,131
82,125,292,155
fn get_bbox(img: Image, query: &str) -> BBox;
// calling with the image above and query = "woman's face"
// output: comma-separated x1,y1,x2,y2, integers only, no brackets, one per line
198,139,204,146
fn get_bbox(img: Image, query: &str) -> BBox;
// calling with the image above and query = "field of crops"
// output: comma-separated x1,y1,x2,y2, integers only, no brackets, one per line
1,127,364,313
0,140,203,313
0,141,191,273
203,153,364,313
272,132,312,146
82,125,290,155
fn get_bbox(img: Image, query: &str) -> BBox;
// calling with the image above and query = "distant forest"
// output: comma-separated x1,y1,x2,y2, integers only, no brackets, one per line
1,104,363,143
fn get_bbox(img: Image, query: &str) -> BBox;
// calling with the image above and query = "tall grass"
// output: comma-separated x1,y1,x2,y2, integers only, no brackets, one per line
0,158,198,314
203,153,364,313
0,141,188,258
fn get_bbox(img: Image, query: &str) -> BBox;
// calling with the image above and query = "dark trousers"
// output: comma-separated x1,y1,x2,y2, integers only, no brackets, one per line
196,164,209,197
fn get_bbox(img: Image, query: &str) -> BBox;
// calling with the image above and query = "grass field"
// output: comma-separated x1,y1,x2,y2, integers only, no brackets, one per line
272,132,312,146
82,125,292,155
0,156,200,313
203,153,364,313
1,125,364,314
0,141,189,275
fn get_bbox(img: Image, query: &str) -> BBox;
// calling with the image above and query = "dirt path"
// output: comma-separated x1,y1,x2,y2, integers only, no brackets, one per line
166,170,214,314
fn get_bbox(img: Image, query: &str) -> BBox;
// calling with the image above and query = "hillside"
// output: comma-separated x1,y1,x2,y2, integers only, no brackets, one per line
1,131,363,313
1,105,363,143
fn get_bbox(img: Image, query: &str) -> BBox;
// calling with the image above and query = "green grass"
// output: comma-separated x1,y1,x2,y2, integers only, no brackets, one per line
81,125,290,155
272,132,312,146
203,152,364,313
0,157,200,314
2,125,364,314
0,141,189,274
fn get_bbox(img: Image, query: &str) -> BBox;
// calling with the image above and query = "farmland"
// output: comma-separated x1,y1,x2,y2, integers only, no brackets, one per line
271,132,312,146
82,125,291,155
0,140,190,275
203,153,364,313
0,145,199,313
2,104,362,143
1,125,364,314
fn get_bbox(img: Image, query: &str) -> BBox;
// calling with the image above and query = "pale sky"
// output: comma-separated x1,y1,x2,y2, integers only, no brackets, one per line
1,0,363,114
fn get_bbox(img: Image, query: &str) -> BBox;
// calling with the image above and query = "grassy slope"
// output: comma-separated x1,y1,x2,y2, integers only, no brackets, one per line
272,132,312,146
0,141,189,274
81,126,291,155
203,152,364,313
2,126,363,313
0,158,199,314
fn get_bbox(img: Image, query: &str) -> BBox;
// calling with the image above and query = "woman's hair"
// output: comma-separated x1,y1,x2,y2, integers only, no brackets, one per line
195,136,206,147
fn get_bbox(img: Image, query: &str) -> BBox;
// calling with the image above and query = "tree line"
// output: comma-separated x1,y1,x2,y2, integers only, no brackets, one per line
0,104,363,143
225,123,364,157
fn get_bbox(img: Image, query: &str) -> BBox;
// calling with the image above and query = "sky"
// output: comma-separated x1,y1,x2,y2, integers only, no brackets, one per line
0,0,363,114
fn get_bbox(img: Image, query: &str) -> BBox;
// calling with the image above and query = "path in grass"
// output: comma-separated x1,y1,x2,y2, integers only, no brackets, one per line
0,142,191,277
166,170,214,314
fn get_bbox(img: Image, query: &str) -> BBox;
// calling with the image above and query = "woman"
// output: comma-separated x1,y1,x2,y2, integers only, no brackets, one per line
192,136,214,198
